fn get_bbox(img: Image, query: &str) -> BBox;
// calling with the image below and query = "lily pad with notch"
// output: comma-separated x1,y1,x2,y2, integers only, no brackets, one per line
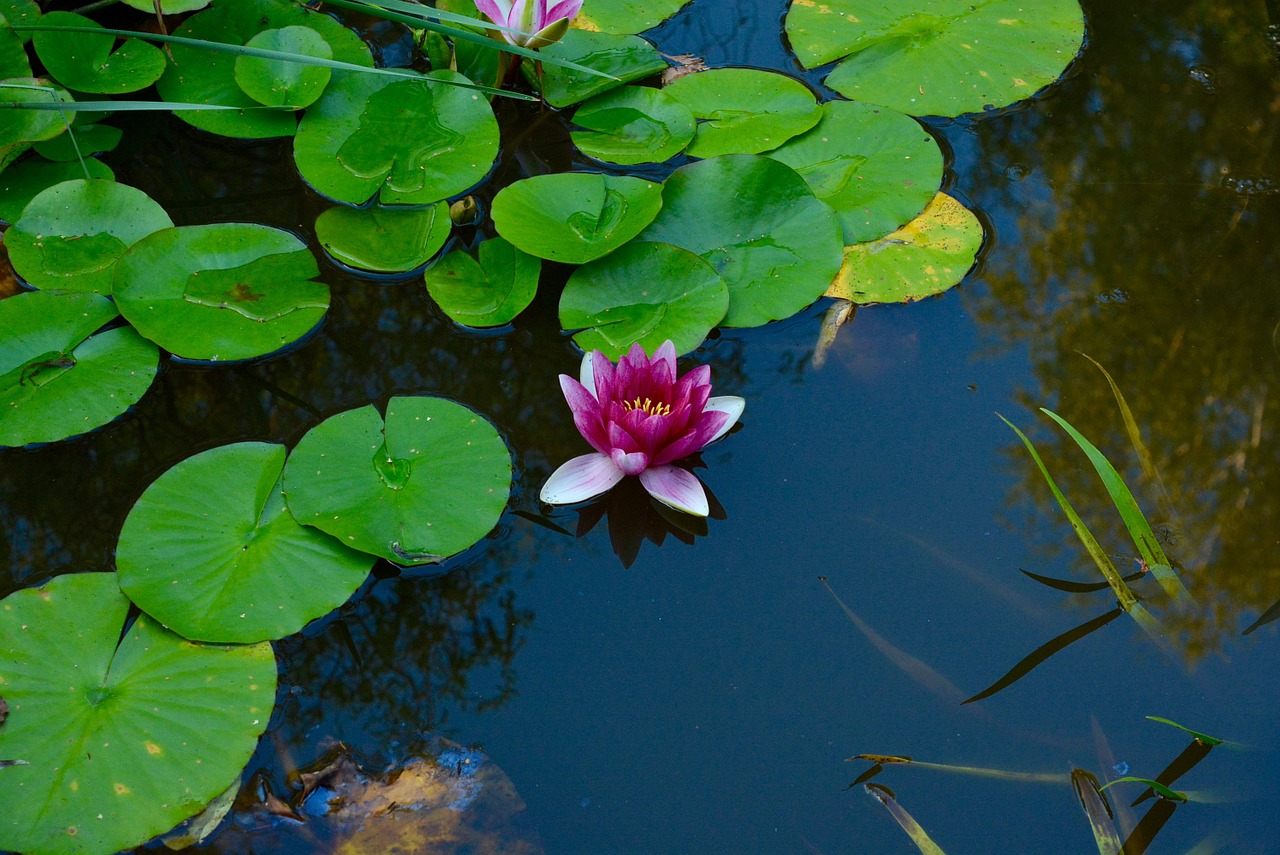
639,154,843,327
826,191,983,304
282,396,512,566
560,240,728,358
768,99,943,243
786,0,1086,117
530,30,667,109
6,178,173,295
491,172,663,264
570,85,695,165
0,77,73,173
425,236,540,327
32,122,122,161
0,572,275,855
0,290,159,447
316,202,451,274
0,156,113,223
156,0,373,139
32,11,166,95
294,69,499,205
113,222,328,362
117,442,376,644
663,67,821,158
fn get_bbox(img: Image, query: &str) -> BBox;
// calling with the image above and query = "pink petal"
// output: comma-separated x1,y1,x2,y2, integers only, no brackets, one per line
473,0,508,24
639,465,709,517
652,340,677,378
607,421,641,454
703,396,745,443
651,427,703,465
547,0,582,21
610,448,650,476
540,453,624,505
589,350,616,402
560,375,609,452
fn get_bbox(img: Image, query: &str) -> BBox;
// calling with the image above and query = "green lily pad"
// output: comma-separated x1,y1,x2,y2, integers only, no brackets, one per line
235,26,333,108
787,0,1086,117
491,172,663,264
113,223,328,362
0,290,160,447
7,179,173,295
560,240,728,358
283,396,512,566
768,99,943,243
571,85,695,165
664,68,821,158
33,11,166,95
0,77,73,173
826,192,982,304
295,69,498,205
639,154,843,327
0,572,275,855
316,202,451,274
574,0,690,34
121,0,210,12
0,155,113,223
155,0,373,139
531,30,667,109
0,0,40,43
32,122,122,161
117,442,376,644
425,236,540,327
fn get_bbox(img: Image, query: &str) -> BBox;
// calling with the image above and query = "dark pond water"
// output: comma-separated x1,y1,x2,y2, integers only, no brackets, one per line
4,0,1280,852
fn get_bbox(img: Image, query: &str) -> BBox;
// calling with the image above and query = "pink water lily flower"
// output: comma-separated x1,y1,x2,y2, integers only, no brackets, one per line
540,341,745,517
474,0,582,49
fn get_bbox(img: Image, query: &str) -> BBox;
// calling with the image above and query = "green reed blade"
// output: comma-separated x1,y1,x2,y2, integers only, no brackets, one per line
848,753,1068,784
1100,777,1188,803
864,784,948,855
1146,716,1224,746
1072,768,1124,855
1040,408,1191,606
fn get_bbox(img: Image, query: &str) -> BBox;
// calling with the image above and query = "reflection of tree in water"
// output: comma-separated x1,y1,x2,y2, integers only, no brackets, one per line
960,0,1280,656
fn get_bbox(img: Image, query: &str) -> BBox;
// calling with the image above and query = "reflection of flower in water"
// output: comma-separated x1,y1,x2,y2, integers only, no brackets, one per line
540,341,744,517
575,472,728,568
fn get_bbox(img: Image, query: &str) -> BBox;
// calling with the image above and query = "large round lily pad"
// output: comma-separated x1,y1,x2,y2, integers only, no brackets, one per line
0,290,160,447
6,178,173,295
826,192,982,304
32,11,166,95
155,0,373,138
425,236,540,328
491,172,663,264
638,154,843,327
316,202,451,274
234,26,334,109
560,240,728,358
113,223,327,362
283,397,512,566
664,68,821,158
786,0,1086,117
530,30,668,108
0,572,276,855
295,69,499,205
571,85,695,165
117,442,376,644
768,100,942,243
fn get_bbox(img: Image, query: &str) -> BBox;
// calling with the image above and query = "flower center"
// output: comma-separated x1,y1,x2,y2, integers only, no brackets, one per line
623,396,672,417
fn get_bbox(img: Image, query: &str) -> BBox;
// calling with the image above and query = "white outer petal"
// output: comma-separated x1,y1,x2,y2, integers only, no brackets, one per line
540,452,623,505
638,465,709,517
579,351,598,400
703,396,745,443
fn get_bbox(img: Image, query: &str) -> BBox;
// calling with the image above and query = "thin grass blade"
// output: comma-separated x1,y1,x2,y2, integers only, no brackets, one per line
0,99,295,111
1100,777,1188,803
1145,717,1224,746
1039,408,1191,607
864,783,948,855
1130,741,1212,806
1020,568,1144,593
848,753,1068,784
1072,768,1123,855
1242,597,1280,635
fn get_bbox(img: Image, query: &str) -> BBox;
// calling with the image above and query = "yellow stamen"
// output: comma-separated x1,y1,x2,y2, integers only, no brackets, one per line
623,397,672,417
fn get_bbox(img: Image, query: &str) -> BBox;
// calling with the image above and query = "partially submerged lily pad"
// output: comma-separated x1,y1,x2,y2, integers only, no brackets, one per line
0,290,159,447
664,68,821,157
639,154,843,327
113,223,328,361
0,77,73,172
532,30,668,108
32,11,166,94
571,85,695,165
0,572,276,855
425,236,540,327
117,442,376,643
826,192,983,304
283,396,512,565
6,178,173,295
768,100,943,243
316,202,451,273
32,122,122,161
787,0,1086,116
492,172,663,264
295,70,499,205
0,156,114,223
560,240,728,358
